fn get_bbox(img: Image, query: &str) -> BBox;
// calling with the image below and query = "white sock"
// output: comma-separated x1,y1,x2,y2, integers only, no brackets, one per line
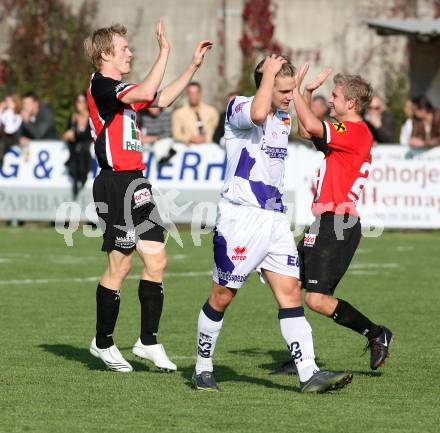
195,303,224,374
279,309,319,382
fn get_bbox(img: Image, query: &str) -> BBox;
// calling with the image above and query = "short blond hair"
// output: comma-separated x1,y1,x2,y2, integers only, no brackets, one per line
333,73,373,114
84,24,127,71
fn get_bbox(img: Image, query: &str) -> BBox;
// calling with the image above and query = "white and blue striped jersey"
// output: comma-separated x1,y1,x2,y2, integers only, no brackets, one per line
220,95,291,212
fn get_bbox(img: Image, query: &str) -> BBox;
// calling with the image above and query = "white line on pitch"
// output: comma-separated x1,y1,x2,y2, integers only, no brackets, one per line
0,270,211,286
350,263,399,269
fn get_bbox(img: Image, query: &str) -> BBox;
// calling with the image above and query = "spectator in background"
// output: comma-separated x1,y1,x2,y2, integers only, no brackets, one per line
311,94,330,121
172,81,219,144
364,94,396,143
213,91,238,148
399,98,414,146
63,92,92,199
0,93,22,167
139,106,175,165
19,92,58,149
410,96,440,149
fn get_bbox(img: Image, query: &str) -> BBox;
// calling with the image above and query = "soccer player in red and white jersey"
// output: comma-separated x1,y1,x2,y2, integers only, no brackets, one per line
292,64,393,371
83,20,212,372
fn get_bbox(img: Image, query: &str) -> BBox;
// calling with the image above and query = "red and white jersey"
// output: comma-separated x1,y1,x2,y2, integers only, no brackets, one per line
311,120,373,217
87,72,154,171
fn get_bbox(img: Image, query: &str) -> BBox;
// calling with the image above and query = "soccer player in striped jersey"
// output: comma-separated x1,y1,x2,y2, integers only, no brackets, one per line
84,20,212,372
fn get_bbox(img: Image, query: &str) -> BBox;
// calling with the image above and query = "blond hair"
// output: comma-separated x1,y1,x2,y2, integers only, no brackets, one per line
333,73,373,114
7,93,22,114
254,57,296,88
83,24,127,71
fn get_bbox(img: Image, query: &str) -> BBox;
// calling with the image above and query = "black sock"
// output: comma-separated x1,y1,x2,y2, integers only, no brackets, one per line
95,284,120,349
331,298,381,338
138,280,164,345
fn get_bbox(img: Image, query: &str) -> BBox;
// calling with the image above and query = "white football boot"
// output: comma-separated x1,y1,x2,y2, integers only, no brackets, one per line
132,338,177,372
89,338,133,372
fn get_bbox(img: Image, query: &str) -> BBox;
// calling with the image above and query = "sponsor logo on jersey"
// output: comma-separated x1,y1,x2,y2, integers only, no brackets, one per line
304,233,317,247
261,145,288,159
123,141,144,152
232,246,247,261
133,188,151,207
332,122,347,132
123,113,143,152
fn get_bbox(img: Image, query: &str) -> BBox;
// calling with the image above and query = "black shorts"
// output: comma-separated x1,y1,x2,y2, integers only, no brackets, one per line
93,170,165,253
297,212,361,295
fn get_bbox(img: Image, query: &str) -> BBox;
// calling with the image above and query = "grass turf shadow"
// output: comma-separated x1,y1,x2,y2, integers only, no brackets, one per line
179,364,300,393
38,344,147,372
229,347,327,373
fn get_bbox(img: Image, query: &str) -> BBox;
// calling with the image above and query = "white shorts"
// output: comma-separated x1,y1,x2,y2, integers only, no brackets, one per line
212,201,299,289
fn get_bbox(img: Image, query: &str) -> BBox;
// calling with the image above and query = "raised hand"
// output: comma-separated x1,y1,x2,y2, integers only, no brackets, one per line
261,54,287,77
294,63,310,91
156,18,170,52
191,40,213,68
305,67,332,92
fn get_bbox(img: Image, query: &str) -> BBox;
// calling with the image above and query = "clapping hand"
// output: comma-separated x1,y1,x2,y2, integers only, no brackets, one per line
295,63,332,93
156,18,170,52
305,67,332,92
192,40,213,68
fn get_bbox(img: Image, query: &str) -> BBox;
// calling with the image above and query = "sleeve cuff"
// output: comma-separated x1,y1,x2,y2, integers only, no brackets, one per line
116,84,137,100
323,120,331,144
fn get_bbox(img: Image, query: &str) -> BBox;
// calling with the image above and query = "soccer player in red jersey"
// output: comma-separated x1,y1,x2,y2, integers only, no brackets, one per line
292,64,393,370
83,20,212,372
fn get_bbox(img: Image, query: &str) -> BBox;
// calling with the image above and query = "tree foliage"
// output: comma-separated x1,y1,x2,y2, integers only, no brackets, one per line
238,0,285,95
0,0,97,134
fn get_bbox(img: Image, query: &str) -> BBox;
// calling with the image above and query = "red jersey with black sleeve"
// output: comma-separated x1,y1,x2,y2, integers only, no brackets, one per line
311,120,373,217
87,72,154,171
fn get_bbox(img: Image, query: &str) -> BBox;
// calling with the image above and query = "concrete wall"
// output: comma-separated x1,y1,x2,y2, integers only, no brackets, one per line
65,0,413,108
3,0,437,108
66,0,232,108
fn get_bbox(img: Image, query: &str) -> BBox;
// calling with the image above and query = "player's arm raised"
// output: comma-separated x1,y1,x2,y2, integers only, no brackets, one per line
297,67,332,139
251,55,286,125
120,19,170,104
293,64,331,139
297,90,313,139
155,40,213,108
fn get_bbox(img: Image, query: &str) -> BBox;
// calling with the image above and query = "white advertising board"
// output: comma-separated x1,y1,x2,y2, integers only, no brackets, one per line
0,141,439,229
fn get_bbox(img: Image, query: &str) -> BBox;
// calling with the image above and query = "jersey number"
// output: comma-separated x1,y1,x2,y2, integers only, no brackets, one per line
348,162,371,202
314,160,327,202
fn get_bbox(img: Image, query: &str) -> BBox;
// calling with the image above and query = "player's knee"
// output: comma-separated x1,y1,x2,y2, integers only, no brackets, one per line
305,292,327,313
144,254,167,279
210,288,234,311
154,253,168,274
111,261,132,281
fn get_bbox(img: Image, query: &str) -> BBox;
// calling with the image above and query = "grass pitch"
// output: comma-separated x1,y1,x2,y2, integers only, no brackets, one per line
1,226,439,433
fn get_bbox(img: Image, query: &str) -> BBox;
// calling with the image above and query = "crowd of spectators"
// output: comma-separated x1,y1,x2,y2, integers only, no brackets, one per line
171,81,219,145
363,93,440,149
1,84,439,196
